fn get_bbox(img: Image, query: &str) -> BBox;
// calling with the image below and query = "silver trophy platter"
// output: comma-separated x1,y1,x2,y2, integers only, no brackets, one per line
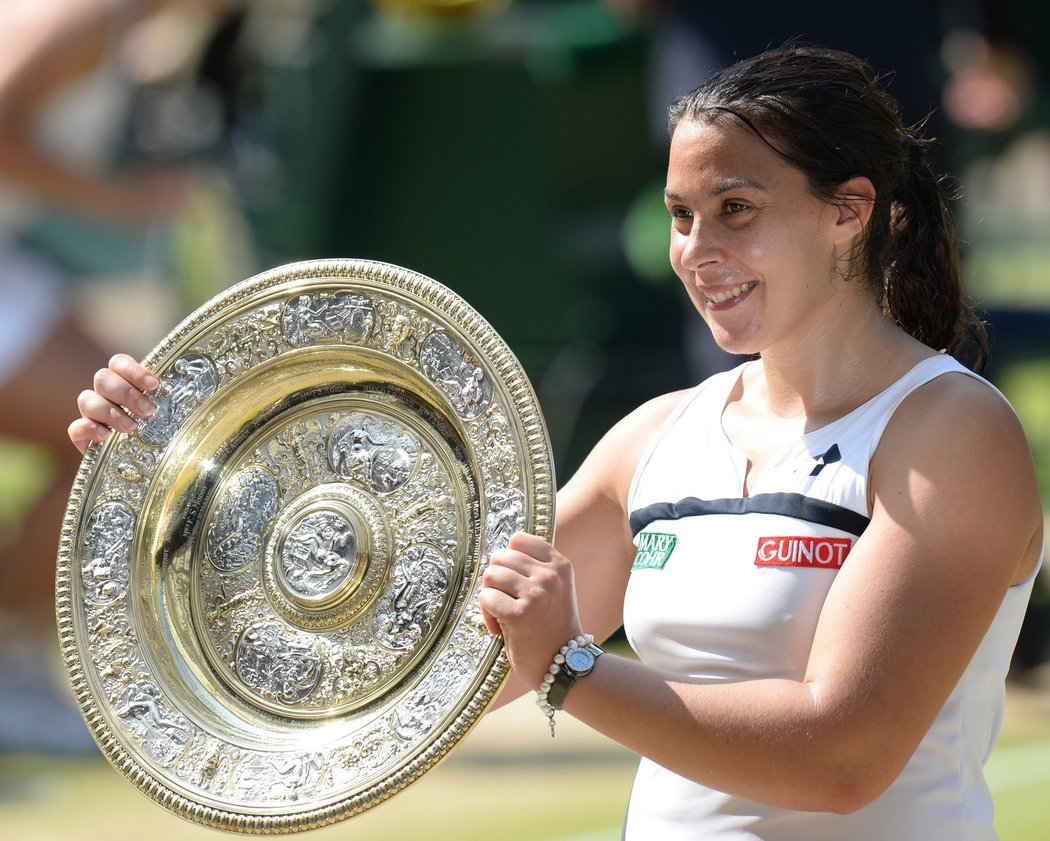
56,259,554,832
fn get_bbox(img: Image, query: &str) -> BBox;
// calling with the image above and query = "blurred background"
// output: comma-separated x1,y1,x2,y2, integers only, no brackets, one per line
0,0,1047,838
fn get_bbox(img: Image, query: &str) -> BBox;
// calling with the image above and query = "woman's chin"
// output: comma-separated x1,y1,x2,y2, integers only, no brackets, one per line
708,329,760,357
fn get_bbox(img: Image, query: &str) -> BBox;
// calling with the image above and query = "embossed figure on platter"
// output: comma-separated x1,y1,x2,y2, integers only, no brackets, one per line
281,292,375,346
265,417,328,492
280,510,357,600
392,649,474,740
89,611,138,689
381,308,418,360
374,545,450,650
235,622,322,705
201,304,283,378
484,486,525,553
82,501,135,605
332,647,383,697
327,414,419,493
419,332,491,419
116,680,191,764
233,753,323,802
333,729,399,781
138,353,219,446
207,468,280,572
114,442,157,484
181,741,238,791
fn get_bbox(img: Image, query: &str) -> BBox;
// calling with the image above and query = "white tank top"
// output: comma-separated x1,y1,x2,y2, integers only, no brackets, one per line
622,354,1040,840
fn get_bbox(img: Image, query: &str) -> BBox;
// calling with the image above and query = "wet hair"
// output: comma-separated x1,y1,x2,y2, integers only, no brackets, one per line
669,45,987,369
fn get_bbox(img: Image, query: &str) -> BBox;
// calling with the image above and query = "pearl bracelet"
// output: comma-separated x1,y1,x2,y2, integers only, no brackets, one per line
535,633,594,738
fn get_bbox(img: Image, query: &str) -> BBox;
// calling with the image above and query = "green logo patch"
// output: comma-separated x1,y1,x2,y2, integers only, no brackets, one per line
632,531,677,570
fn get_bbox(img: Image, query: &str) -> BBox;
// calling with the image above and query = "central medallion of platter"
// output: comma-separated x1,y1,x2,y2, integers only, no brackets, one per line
278,506,362,607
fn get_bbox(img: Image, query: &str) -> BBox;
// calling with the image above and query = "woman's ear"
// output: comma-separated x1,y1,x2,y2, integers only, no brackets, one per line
832,176,876,245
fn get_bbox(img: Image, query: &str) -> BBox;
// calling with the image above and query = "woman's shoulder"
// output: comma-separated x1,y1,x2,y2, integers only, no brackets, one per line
875,358,1031,474
589,389,690,473
618,388,693,434
615,366,744,437
605,371,733,452
608,366,749,461
890,362,1021,434
872,364,1043,582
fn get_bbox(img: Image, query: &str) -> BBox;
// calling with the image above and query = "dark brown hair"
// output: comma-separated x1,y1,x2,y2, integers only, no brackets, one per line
669,45,987,369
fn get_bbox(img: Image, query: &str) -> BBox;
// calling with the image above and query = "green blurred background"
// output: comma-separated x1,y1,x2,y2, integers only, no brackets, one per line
1,0,1048,838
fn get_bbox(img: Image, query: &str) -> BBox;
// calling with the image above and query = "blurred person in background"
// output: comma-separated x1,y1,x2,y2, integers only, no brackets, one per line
0,0,237,754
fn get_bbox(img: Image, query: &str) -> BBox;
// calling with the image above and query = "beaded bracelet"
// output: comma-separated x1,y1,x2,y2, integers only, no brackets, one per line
535,633,594,737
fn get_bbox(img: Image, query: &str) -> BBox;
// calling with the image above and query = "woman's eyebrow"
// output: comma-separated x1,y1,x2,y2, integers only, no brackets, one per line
711,177,766,195
664,178,767,202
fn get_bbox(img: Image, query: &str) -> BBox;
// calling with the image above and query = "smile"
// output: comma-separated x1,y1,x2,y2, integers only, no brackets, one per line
704,281,757,306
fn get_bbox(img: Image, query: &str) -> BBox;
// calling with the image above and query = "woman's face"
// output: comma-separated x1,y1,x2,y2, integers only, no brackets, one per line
665,117,853,357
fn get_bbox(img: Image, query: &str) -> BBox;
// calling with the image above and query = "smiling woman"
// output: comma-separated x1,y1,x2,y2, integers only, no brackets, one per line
69,45,1045,841
475,46,1044,841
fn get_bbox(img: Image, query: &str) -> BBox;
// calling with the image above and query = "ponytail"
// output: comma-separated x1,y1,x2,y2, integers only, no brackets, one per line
881,134,989,370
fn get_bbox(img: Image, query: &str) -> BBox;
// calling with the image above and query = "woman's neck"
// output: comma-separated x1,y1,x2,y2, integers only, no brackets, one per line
754,303,932,430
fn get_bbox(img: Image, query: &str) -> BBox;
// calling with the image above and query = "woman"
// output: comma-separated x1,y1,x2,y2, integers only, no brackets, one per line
71,47,1043,839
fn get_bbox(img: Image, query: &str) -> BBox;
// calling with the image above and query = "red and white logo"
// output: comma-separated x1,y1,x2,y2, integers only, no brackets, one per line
754,536,852,569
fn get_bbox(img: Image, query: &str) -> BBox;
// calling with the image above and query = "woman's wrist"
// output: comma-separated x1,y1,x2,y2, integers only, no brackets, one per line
534,633,603,737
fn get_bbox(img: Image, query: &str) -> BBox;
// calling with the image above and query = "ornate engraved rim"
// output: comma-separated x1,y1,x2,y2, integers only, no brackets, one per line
56,258,555,832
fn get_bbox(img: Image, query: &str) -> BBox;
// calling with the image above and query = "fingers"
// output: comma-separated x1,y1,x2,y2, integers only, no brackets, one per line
76,387,138,435
482,541,562,607
68,354,158,452
479,609,503,638
486,532,556,576
477,586,519,629
480,536,546,624
506,530,555,559
479,533,583,681
481,559,540,604
92,369,152,419
67,418,112,454
98,354,159,411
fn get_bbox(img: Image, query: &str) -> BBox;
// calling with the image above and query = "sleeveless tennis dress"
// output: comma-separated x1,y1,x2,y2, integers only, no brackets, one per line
622,354,1041,840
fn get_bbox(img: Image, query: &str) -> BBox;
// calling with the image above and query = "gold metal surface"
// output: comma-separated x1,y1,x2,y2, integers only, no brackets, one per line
56,259,555,832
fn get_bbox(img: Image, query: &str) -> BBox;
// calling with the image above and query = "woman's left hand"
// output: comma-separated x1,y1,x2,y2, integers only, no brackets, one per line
479,532,584,686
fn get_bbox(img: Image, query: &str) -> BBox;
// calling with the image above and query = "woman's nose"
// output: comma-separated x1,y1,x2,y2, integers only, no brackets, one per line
677,220,725,270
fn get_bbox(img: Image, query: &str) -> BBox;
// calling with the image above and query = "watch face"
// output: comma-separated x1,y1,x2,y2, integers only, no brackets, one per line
564,646,596,674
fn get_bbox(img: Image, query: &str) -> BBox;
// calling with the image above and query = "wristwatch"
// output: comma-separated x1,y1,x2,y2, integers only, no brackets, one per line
547,642,604,711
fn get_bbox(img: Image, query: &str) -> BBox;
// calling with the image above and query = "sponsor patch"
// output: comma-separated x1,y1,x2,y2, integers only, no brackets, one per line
632,531,677,570
754,536,852,569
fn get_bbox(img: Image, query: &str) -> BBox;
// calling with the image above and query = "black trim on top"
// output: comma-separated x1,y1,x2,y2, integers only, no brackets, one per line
629,492,870,538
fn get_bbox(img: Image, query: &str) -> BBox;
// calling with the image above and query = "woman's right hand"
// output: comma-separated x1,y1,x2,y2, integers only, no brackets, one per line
68,354,159,454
